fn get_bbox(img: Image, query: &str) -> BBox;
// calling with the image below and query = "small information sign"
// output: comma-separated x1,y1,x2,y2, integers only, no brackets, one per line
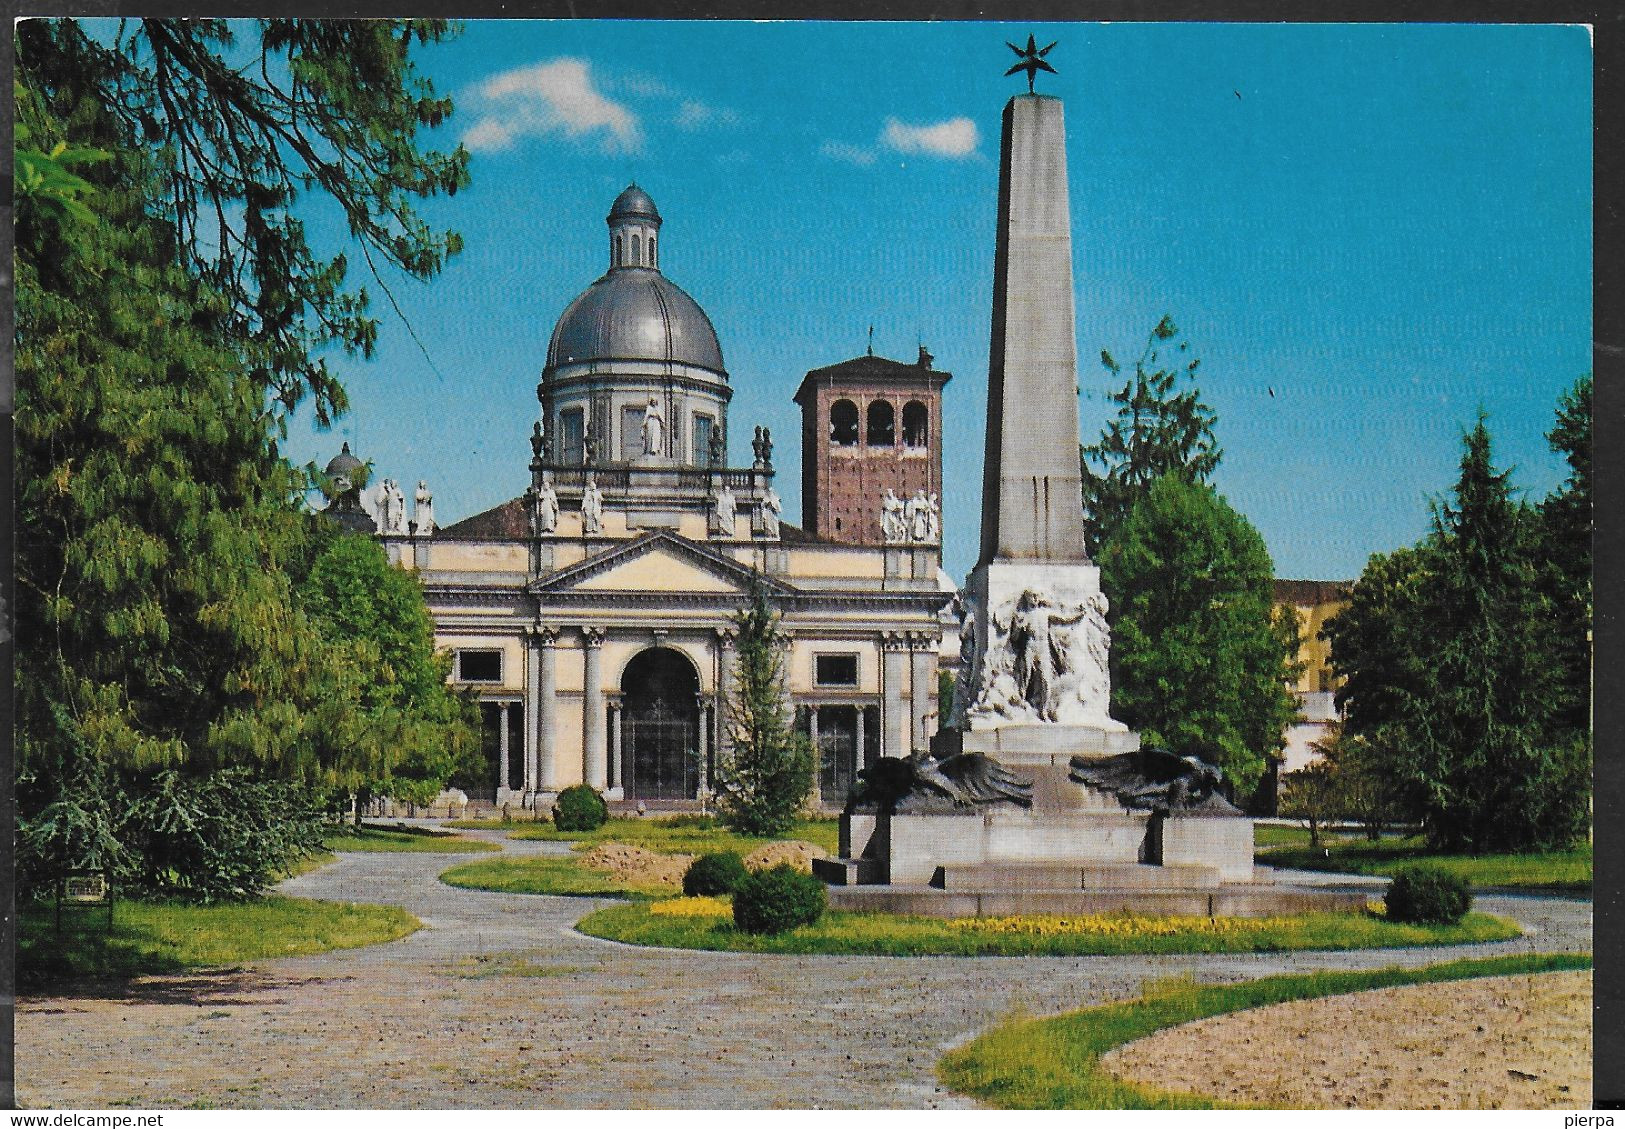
64,872,108,903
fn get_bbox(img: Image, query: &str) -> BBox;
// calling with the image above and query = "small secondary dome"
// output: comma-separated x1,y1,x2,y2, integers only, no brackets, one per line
325,441,364,481
545,186,725,376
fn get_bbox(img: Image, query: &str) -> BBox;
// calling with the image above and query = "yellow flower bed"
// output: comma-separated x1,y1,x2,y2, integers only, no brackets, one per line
649,896,732,918
951,913,1301,938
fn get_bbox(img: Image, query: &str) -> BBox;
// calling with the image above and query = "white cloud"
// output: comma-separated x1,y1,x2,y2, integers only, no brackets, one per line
881,116,979,158
462,58,641,154
676,99,740,130
820,140,877,166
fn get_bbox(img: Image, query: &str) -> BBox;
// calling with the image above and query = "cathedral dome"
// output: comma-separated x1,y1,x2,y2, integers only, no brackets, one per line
546,270,725,374
544,185,726,377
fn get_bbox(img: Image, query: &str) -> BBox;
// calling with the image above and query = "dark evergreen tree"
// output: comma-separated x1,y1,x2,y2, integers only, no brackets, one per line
1323,544,1439,740
715,581,815,837
14,21,471,897
15,95,337,893
1538,374,1591,741
1324,416,1589,851
17,18,470,424
1099,475,1301,794
1081,315,1221,553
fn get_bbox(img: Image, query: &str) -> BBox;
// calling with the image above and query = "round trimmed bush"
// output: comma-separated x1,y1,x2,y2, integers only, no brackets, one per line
1384,864,1471,924
683,851,749,897
552,784,608,832
732,863,827,935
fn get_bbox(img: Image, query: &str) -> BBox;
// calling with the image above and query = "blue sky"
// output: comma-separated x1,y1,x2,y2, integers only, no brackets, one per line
279,21,1592,582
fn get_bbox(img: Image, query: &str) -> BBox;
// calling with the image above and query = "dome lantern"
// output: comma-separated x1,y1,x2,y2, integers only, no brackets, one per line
608,183,663,271
545,185,725,376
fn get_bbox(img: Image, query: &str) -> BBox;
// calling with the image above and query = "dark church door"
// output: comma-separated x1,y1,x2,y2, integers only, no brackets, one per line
622,648,700,801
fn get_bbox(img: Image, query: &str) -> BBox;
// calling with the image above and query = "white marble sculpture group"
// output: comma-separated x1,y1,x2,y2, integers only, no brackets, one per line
881,488,941,544
377,478,406,535
373,477,435,536
955,581,1116,730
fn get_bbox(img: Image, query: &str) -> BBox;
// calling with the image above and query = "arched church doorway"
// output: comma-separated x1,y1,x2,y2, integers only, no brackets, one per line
621,647,701,801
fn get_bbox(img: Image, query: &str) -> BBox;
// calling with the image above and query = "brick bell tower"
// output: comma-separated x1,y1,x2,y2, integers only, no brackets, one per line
793,345,951,545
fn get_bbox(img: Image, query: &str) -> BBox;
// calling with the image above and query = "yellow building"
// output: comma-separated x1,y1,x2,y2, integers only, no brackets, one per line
364,186,955,809
1272,578,1352,774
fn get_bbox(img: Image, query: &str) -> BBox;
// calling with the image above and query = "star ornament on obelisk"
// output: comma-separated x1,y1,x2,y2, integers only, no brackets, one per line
1005,34,1058,94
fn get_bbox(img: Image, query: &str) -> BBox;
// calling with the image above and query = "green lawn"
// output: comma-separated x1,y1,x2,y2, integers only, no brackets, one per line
1255,826,1591,892
439,855,678,899
439,816,839,900
938,952,1592,1109
322,826,497,854
574,899,1520,956
19,896,421,986
281,850,338,877
506,815,840,856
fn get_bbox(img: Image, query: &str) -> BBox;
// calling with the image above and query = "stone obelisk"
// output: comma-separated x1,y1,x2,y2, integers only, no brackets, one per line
955,92,1136,765
980,94,1089,566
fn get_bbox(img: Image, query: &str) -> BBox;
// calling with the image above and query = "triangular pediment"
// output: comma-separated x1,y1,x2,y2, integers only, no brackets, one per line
528,531,795,598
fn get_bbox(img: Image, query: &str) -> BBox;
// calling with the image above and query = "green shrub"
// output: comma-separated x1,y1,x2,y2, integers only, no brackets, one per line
552,785,608,832
1385,864,1471,924
732,863,826,934
683,851,749,896
658,814,718,830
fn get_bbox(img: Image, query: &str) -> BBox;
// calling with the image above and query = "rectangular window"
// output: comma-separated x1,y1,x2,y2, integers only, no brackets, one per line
559,408,585,466
622,404,645,461
693,414,714,465
815,653,859,687
457,650,502,683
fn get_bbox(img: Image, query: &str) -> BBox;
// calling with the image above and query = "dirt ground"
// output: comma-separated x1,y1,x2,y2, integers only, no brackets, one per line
1101,970,1592,1109
576,839,827,888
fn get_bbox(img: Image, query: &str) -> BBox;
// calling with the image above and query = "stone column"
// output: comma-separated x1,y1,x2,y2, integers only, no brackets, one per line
715,628,737,762
582,627,607,789
536,627,559,792
497,702,511,796
855,704,867,769
910,635,936,751
808,705,821,770
882,634,908,758
523,628,540,794
696,698,710,795
610,701,623,790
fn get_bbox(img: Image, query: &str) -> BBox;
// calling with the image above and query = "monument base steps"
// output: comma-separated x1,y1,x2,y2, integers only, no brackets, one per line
935,861,1223,892
826,884,1370,919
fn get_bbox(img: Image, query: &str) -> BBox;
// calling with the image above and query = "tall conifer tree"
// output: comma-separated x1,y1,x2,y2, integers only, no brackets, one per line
14,19,473,896
1081,315,1221,553
715,581,815,837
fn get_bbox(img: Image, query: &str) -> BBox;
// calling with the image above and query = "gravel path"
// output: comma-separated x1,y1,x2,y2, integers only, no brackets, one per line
14,833,1592,1110
1103,971,1592,1109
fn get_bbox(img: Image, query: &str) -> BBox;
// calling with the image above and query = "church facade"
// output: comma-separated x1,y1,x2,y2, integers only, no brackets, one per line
351,186,956,809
